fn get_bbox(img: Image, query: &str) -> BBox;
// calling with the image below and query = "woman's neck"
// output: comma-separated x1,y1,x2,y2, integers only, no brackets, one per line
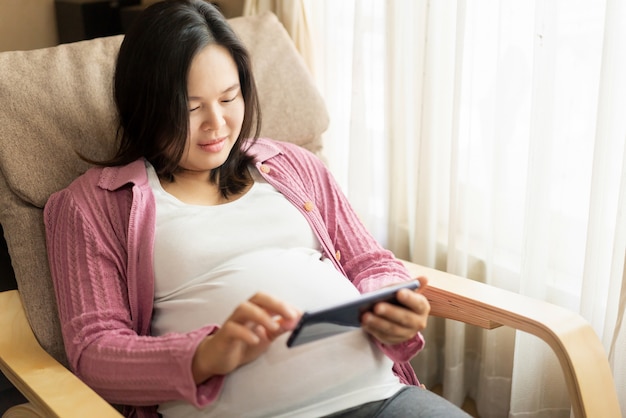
159,170,251,206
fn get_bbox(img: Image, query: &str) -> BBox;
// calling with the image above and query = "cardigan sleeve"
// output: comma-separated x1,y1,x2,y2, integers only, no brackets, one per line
44,186,225,408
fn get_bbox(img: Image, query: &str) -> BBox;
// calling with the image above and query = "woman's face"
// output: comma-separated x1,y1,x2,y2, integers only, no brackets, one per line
179,44,245,177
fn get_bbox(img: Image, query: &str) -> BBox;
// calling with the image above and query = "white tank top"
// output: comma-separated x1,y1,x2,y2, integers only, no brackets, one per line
147,162,404,418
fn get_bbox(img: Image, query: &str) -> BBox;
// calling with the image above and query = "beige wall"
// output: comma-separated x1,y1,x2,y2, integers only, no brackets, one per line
0,0,58,52
212,0,245,19
0,0,245,53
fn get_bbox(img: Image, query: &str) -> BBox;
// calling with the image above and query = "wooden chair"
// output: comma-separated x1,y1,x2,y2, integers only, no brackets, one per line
0,11,620,418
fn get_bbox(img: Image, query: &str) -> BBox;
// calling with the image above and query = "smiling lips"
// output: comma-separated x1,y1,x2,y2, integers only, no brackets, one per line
198,137,227,153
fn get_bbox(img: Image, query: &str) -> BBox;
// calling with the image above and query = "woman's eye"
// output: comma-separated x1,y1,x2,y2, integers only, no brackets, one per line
189,105,200,112
222,96,237,103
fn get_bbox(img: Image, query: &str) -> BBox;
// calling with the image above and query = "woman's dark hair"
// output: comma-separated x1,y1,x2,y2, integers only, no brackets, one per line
103,0,261,197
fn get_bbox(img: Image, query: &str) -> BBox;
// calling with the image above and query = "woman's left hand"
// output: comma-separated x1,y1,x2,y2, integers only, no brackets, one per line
361,276,430,345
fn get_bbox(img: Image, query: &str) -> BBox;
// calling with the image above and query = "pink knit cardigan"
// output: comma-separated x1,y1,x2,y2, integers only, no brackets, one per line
44,138,423,418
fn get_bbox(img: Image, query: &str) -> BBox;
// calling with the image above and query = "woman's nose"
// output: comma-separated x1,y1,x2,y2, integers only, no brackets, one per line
200,106,224,131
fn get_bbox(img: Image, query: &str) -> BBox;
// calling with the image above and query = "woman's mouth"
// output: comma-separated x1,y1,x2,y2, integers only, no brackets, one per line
198,137,226,153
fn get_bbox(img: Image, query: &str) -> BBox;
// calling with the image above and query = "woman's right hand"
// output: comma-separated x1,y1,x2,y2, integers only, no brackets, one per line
191,293,301,384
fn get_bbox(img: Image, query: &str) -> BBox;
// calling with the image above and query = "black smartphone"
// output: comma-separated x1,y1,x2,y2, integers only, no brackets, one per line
286,280,420,348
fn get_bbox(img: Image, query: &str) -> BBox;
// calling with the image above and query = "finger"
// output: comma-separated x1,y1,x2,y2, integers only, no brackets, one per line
248,292,301,321
371,302,417,328
230,300,283,334
392,290,431,317
275,315,301,331
415,276,429,293
362,314,414,345
365,298,429,340
230,293,302,338
363,310,419,335
220,320,263,345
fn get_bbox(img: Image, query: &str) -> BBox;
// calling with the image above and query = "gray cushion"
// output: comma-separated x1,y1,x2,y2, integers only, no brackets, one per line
0,11,328,364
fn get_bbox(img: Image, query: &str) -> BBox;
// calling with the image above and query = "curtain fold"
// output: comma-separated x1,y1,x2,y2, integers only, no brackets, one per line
308,0,625,416
595,0,626,407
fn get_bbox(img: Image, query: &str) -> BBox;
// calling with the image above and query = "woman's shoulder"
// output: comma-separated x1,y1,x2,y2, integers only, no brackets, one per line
248,137,321,164
67,159,147,190
47,159,147,208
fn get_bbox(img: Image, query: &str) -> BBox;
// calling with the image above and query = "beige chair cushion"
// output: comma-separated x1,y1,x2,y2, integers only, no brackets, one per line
0,11,328,364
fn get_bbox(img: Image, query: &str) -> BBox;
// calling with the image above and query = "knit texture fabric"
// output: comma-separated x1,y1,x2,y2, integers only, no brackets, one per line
44,138,423,417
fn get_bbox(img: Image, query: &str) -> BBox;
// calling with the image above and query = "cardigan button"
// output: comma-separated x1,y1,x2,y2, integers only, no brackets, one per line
304,201,315,212
259,164,271,174
335,250,341,261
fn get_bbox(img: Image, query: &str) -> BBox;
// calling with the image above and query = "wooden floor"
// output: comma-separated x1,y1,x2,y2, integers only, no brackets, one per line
431,384,479,417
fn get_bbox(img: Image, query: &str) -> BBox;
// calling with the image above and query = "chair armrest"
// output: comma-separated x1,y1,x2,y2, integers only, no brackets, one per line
0,290,122,418
401,260,620,418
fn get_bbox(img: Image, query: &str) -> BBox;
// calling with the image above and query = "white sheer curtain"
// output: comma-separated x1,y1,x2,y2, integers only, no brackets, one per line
307,0,626,417
304,0,391,244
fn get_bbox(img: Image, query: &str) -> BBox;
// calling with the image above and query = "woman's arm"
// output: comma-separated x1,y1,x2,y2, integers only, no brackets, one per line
44,186,223,407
